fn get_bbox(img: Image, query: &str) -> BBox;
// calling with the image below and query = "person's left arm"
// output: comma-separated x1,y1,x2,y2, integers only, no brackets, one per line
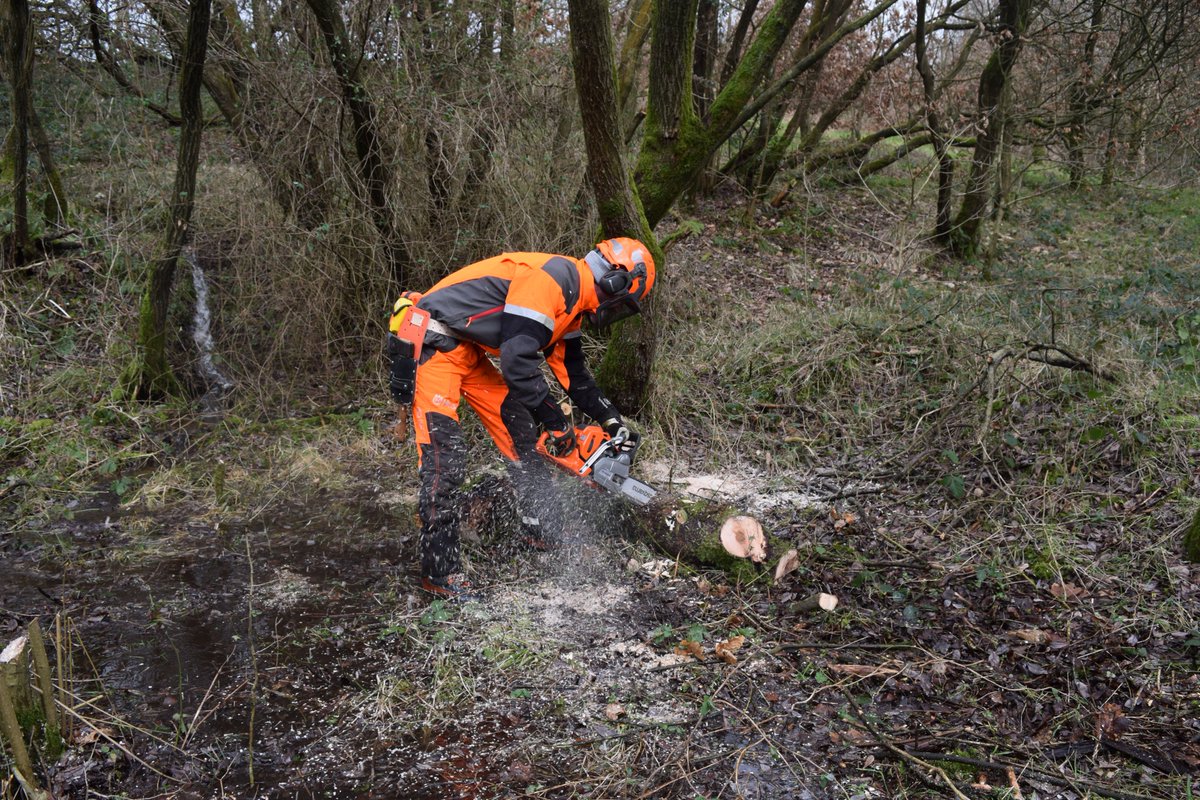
546,327,622,433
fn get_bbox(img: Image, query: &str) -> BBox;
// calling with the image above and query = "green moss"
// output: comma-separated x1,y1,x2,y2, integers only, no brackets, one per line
693,532,761,583
1184,505,1200,564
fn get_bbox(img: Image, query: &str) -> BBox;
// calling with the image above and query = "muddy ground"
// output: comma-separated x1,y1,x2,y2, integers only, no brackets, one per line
3,443,1198,799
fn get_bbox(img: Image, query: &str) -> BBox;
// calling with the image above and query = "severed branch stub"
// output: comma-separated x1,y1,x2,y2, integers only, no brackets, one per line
795,592,840,613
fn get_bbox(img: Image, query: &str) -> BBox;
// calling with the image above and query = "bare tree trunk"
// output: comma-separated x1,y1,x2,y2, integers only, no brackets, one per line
617,0,653,126
120,0,212,400
916,0,953,239
718,0,760,89
1100,99,1119,188
305,0,412,286
567,0,661,414
693,0,718,121
949,0,1034,259
1066,0,1102,189
4,0,32,266
29,106,66,227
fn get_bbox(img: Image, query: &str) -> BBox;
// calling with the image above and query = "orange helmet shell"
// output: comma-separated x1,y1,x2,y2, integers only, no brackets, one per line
595,237,655,302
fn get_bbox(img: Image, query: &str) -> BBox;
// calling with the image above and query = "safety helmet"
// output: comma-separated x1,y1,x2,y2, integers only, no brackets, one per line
583,237,656,329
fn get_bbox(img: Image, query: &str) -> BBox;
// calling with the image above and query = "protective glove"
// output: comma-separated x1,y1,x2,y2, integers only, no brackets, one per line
601,416,630,444
533,397,576,456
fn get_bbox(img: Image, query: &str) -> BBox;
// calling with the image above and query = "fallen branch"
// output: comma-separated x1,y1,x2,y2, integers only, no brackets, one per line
1023,342,1116,381
979,342,1116,447
837,687,971,800
794,592,839,613
904,749,1171,800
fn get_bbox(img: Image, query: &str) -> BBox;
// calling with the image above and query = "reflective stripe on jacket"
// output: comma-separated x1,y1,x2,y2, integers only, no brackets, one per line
417,253,613,420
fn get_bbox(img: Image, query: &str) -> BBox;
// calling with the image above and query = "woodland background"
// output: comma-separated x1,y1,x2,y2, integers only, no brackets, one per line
1,0,1200,798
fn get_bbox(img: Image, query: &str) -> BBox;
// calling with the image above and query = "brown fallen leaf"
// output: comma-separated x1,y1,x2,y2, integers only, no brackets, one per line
1009,628,1051,645
674,639,705,660
714,635,746,665
1095,702,1129,740
829,663,901,678
1050,582,1088,600
830,509,858,530
605,703,626,721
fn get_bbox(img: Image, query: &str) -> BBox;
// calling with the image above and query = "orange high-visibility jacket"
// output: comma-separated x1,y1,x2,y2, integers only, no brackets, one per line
415,253,616,422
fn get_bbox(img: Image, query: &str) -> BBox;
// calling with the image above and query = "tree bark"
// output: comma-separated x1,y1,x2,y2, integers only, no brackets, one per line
305,0,412,286
567,0,662,414
692,0,718,121
916,0,953,239
718,0,760,89
121,0,212,400
1066,0,1102,189
4,0,32,266
29,106,66,227
616,0,653,126
635,0,810,227
949,0,1034,259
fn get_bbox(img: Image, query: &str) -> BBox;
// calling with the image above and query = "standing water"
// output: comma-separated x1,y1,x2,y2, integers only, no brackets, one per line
187,247,234,410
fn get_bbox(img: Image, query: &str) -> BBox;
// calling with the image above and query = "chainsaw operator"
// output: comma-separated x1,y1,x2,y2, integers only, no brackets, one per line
386,238,655,599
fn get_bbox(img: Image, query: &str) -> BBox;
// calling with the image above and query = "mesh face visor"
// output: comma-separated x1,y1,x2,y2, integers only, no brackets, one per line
592,296,642,329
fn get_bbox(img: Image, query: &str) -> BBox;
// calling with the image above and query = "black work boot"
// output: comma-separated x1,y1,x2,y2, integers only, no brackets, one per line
421,573,483,602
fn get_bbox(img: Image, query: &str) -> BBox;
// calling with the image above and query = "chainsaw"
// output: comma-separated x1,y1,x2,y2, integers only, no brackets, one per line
536,424,658,506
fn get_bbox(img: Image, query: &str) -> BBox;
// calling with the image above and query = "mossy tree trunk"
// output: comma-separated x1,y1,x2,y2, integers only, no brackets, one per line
916,0,954,239
948,0,1034,259
616,0,653,132
567,0,662,413
634,0,808,228
119,0,211,401
1066,0,1103,190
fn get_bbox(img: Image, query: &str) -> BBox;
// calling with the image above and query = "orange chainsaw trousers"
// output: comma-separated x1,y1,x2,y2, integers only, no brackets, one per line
413,342,520,461
411,342,559,579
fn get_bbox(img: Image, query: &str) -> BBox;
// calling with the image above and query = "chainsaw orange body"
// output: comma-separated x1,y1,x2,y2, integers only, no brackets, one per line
536,424,610,474
535,423,658,505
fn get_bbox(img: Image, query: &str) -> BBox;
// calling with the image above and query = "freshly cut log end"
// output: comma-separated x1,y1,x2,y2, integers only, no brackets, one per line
720,515,766,563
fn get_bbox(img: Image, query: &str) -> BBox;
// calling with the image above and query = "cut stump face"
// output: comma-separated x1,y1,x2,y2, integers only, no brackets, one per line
720,515,766,563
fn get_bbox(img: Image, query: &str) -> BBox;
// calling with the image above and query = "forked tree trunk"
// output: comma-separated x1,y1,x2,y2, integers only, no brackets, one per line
917,0,954,240
120,0,212,400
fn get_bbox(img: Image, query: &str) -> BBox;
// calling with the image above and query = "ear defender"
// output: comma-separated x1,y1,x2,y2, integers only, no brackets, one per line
598,267,633,297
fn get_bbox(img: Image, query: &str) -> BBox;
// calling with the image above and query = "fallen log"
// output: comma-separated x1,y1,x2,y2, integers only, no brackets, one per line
624,494,767,580
460,474,777,579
